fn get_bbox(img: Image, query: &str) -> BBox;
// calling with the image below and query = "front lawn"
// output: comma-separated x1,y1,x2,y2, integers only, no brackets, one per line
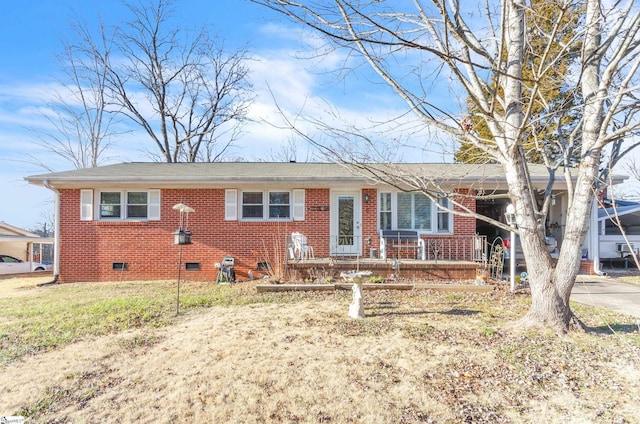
1,277,638,423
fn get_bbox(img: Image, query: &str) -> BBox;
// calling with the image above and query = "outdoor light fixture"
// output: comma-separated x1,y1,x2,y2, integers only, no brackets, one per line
364,193,370,203
505,203,517,226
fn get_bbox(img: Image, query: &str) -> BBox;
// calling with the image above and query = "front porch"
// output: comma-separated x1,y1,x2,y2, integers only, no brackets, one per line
282,233,490,282
284,257,481,282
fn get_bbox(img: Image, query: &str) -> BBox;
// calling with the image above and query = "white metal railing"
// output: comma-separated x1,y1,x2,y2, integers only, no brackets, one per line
379,230,426,261
287,234,487,262
329,235,372,257
422,235,487,262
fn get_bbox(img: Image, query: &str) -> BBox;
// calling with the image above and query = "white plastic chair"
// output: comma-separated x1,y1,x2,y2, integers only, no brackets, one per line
291,232,315,260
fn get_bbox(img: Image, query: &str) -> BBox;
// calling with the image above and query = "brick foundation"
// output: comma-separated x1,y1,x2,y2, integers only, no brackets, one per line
579,259,594,274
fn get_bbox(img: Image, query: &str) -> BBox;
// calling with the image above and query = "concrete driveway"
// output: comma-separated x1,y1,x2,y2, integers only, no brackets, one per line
571,275,640,319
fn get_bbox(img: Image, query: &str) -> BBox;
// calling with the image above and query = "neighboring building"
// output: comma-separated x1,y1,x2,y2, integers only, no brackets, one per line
25,162,612,283
0,221,54,265
597,199,640,261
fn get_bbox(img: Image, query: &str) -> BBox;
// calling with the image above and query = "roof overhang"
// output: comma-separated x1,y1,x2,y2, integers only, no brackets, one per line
598,200,640,221
0,235,54,243
25,162,628,192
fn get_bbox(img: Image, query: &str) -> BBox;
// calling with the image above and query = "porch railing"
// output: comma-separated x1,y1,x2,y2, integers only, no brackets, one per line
422,235,487,262
329,235,375,258
325,234,487,263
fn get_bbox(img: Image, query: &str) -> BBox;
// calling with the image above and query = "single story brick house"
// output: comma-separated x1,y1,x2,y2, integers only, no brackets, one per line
25,162,611,283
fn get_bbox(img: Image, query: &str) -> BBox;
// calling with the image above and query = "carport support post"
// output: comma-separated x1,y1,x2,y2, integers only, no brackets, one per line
505,204,517,292
510,228,516,292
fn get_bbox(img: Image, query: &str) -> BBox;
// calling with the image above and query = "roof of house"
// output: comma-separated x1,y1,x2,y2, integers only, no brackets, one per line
25,161,626,190
598,199,640,220
0,222,54,243
0,222,39,237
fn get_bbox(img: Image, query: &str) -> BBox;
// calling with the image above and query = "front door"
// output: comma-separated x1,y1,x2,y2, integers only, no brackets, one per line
330,191,362,256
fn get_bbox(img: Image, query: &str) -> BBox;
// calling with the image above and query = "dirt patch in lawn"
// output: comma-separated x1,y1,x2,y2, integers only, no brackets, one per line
1,281,639,423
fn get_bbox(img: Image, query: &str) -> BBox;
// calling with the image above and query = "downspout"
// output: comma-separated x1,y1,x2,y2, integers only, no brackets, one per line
590,198,606,276
38,179,60,286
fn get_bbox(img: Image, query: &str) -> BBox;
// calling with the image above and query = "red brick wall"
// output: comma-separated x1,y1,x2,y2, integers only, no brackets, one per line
58,188,334,283
361,188,379,256
57,187,478,283
452,189,477,236
579,259,594,274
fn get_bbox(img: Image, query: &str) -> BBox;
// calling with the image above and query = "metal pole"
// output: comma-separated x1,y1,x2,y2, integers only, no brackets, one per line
177,244,183,315
510,228,516,292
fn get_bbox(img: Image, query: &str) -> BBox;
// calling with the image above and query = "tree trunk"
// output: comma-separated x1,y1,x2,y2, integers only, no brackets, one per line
500,0,573,332
504,154,574,332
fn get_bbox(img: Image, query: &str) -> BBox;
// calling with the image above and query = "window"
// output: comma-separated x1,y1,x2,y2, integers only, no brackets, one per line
241,190,292,220
86,189,160,221
242,192,264,218
380,193,392,230
437,197,451,232
397,192,431,230
100,192,121,219
379,192,452,233
269,192,290,219
127,192,148,218
101,191,148,219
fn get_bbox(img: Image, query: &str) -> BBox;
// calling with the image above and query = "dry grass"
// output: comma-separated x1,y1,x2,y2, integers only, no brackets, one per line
602,267,640,285
1,277,639,423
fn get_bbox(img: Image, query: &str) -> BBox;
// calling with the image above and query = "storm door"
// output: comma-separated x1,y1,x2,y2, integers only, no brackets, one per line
330,192,362,256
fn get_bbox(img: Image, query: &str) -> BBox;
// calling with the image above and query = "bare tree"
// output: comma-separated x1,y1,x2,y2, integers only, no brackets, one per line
619,158,640,199
253,0,640,333
29,210,55,238
78,0,254,163
265,136,314,162
30,19,118,170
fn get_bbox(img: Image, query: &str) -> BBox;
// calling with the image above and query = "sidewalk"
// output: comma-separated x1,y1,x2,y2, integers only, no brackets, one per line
572,274,640,319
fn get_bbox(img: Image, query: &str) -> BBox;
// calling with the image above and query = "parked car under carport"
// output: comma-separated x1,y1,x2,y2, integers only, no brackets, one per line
0,254,52,275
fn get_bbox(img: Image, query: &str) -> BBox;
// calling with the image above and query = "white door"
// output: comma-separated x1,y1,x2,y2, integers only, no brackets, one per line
330,191,362,256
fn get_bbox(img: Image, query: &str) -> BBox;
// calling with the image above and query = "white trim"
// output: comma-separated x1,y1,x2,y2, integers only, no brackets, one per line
436,197,453,233
225,189,238,221
378,191,453,235
237,189,296,222
148,190,161,221
93,189,159,221
80,189,93,221
293,189,305,221
330,190,362,256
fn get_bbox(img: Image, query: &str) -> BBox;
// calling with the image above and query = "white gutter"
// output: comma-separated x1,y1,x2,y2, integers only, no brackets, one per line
590,198,605,276
40,180,60,285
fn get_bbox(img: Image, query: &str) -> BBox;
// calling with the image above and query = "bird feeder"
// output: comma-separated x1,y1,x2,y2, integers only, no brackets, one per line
173,228,192,245
172,203,195,245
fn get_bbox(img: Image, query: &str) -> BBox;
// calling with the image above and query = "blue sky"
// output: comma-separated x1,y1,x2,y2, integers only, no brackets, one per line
4,1,635,232
1,0,422,231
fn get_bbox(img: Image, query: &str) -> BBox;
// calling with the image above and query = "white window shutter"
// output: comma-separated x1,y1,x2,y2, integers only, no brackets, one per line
80,189,93,221
225,189,238,220
293,189,305,221
148,190,161,220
